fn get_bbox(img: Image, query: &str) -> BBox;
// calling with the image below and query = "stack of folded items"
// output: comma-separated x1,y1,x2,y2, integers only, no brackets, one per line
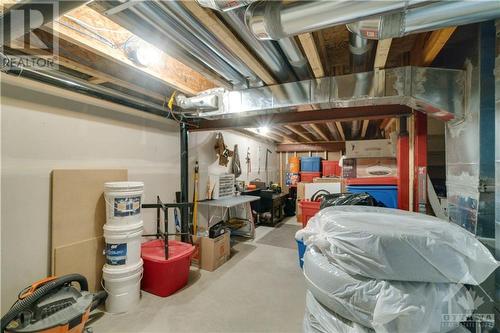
296,206,499,333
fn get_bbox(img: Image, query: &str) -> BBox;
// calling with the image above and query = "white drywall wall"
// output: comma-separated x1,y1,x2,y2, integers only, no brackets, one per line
188,131,278,200
0,78,181,313
0,77,278,312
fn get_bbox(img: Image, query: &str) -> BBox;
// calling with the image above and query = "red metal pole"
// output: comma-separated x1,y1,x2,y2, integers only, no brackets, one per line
397,117,409,210
413,112,427,213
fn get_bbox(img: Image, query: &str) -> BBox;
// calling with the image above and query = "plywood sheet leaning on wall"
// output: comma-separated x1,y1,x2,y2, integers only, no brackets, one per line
51,169,127,291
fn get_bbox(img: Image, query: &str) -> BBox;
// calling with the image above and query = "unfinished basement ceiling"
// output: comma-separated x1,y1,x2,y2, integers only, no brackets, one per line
1,1,498,144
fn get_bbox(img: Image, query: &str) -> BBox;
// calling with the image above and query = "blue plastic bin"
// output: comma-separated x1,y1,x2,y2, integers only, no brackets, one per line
301,157,322,172
346,185,398,208
296,238,306,268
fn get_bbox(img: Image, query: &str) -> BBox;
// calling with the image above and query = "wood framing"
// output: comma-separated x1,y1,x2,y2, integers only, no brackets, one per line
50,6,217,94
361,120,369,138
182,1,276,85
284,125,314,142
421,27,456,66
193,105,411,131
373,38,392,69
325,122,341,141
277,142,345,152
310,123,330,141
335,122,345,141
298,33,325,78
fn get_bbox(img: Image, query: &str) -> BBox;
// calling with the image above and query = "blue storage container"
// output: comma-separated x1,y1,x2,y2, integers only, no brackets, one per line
346,185,398,208
296,238,306,268
301,157,322,172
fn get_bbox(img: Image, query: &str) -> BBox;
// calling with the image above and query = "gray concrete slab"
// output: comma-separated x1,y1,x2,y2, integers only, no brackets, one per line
91,218,306,333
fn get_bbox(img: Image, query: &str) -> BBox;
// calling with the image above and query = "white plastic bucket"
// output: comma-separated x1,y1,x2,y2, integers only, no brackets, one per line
104,181,144,225
102,260,143,314
103,221,143,267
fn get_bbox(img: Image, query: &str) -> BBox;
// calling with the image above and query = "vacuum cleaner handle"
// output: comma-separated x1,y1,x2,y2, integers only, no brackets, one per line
1,274,89,332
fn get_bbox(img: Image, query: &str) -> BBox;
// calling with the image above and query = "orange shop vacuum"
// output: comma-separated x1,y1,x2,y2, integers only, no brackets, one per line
1,274,106,333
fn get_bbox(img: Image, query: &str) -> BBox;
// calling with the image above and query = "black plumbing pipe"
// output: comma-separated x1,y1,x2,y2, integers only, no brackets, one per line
180,122,190,242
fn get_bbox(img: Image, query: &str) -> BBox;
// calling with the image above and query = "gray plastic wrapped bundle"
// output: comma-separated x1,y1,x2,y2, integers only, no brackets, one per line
303,290,471,333
296,206,499,284
303,246,474,333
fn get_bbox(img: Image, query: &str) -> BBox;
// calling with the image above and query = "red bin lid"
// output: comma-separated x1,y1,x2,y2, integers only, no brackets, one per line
141,239,195,263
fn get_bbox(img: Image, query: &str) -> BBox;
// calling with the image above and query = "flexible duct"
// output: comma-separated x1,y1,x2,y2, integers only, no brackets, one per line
348,1,500,40
159,1,263,87
245,0,427,40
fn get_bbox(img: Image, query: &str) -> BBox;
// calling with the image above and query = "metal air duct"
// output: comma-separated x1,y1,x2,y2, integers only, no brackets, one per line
348,1,500,40
178,66,465,121
245,0,427,40
196,0,255,12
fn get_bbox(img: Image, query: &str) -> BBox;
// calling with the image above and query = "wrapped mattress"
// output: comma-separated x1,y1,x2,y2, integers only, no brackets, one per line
303,246,473,333
296,206,499,284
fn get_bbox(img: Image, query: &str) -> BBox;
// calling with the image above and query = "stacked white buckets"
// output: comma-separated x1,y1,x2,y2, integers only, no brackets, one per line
102,181,144,313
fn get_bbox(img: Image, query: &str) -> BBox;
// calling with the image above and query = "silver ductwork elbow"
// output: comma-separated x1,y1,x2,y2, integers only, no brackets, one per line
245,1,285,40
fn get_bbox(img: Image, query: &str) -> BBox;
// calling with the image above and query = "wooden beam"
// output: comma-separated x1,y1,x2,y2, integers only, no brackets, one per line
420,27,456,66
298,33,325,78
192,105,411,131
234,129,277,144
373,38,392,69
6,41,166,102
51,6,216,94
284,125,314,142
277,142,346,153
361,120,369,138
384,118,396,131
379,118,391,130
273,127,299,143
87,76,108,85
325,122,341,141
335,122,345,141
310,123,330,141
182,1,276,85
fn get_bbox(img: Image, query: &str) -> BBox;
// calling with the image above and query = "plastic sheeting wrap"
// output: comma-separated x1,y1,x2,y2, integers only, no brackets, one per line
296,206,499,284
303,290,373,333
303,246,473,333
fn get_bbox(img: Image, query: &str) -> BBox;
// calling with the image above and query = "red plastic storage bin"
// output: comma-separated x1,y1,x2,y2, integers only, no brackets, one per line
141,239,195,297
322,160,341,177
300,172,321,183
299,200,321,227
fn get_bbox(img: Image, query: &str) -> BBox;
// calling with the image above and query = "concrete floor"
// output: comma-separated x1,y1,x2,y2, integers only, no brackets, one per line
91,217,306,333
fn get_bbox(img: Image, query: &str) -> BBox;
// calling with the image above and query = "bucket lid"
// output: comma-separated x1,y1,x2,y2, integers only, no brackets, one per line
104,181,144,191
102,259,143,277
103,220,143,234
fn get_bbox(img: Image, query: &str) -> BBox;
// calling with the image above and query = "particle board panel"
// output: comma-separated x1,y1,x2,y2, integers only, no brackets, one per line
51,169,127,277
54,237,104,292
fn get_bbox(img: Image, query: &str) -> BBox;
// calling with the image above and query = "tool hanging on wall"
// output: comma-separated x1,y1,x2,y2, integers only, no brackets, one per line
214,133,233,167
246,147,251,176
192,161,199,235
265,148,272,185
230,144,241,178
257,146,261,175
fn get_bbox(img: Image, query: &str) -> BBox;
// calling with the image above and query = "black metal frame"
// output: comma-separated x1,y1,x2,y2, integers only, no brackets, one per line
142,196,192,260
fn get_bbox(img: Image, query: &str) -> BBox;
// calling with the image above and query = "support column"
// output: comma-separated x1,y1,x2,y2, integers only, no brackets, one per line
397,117,409,210
180,122,189,242
413,112,427,213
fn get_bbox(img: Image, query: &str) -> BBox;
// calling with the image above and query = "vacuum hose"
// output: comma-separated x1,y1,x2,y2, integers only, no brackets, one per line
1,274,89,332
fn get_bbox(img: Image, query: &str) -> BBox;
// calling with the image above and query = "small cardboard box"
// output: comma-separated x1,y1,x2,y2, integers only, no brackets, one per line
199,232,230,272
297,182,306,200
296,199,302,223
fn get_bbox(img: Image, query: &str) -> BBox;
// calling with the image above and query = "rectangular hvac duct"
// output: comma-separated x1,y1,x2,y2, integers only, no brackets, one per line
178,66,465,122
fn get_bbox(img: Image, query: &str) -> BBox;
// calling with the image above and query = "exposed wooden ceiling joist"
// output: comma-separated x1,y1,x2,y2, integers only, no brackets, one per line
373,38,392,69
420,27,457,66
310,123,330,141
192,105,411,131
335,122,346,141
284,125,314,142
273,127,300,143
361,120,370,138
325,122,341,141
182,1,277,85
50,6,217,95
277,142,345,153
298,33,325,78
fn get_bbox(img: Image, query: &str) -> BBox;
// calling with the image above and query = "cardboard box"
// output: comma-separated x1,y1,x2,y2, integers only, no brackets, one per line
313,177,342,183
297,182,306,200
296,199,302,223
199,232,230,272
342,158,397,178
345,139,396,158
305,182,341,199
